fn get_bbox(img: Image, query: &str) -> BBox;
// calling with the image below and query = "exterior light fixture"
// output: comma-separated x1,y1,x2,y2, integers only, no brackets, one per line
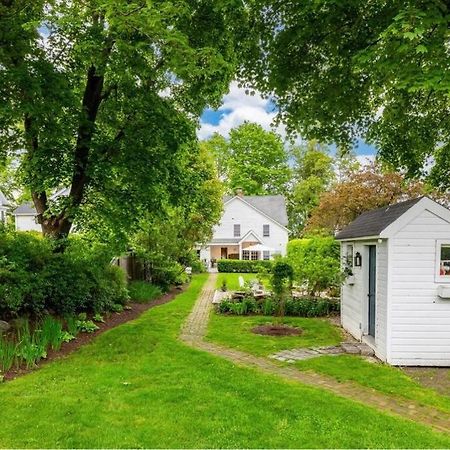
354,252,362,267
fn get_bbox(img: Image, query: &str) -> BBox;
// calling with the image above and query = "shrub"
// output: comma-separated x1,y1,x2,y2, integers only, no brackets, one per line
128,281,163,303
287,237,342,296
216,295,338,317
285,297,340,317
0,231,130,318
0,334,16,373
217,259,273,273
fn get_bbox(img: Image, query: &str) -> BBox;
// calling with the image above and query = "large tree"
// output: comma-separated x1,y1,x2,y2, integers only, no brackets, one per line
305,162,441,234
243,1,450,183
287,141,334,237
203,122,290,195
0,0,248,241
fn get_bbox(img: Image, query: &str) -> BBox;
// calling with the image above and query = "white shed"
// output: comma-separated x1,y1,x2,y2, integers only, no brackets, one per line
336,197,450,366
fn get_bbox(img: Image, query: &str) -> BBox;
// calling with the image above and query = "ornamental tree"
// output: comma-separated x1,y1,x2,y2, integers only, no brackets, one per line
243,1,450,184
0,0,249,241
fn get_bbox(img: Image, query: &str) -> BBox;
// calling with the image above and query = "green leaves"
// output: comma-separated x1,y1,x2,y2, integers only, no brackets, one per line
0,0,249,241
203,122,290,195
243,0,450,187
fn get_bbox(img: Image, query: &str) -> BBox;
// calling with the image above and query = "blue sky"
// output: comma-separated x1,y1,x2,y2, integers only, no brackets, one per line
198,82,376,159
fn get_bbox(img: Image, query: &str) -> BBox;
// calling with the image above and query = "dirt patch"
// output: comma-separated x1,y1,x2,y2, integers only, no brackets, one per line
252,324,302,336
2,284,185,382
401,367,450,396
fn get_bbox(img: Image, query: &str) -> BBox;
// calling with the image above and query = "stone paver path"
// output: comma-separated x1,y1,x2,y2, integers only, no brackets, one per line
180,274,450,434
270,341,375,362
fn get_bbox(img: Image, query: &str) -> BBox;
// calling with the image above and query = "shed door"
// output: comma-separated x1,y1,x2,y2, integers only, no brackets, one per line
368,245,376,338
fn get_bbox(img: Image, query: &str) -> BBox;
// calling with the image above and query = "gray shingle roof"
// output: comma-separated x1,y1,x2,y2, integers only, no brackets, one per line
336,197,423,240
224,195,288,227
14,202,37,215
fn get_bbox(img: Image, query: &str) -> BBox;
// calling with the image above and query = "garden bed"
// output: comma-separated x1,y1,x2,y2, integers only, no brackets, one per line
1,284,185,382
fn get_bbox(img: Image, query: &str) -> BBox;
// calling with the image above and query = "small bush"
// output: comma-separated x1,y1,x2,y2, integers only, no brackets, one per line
217,260,273,273
0,334,16,373
216,296,339,317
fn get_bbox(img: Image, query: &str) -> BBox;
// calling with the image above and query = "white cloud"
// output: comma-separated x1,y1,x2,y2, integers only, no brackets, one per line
197,82,287,140
356,154,376,166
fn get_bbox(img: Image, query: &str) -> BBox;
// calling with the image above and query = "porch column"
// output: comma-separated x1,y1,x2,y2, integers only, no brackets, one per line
239,243,242,260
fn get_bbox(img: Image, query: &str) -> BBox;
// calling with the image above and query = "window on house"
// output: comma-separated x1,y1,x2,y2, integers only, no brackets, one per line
263,224,270,237
439,244,450,276
242,250,250,260
346,245,354,270
234,224,241,237
263,250,270,260
250,251,259,260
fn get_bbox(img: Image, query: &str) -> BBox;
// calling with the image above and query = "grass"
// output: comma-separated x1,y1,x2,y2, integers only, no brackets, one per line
296,354,450,414
206,313,344,356
215,272,262,291
128,280,163,303
0,274,449,447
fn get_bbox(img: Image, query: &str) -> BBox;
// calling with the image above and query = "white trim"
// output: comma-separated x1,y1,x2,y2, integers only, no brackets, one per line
435,239,450,283
380,197,450,238
239,229,263,244
224,196,289,232
13,212,37,217
386,237,393,363
337,235,380,242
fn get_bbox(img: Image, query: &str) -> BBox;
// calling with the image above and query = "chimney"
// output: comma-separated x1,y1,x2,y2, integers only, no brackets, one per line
235,188,244,197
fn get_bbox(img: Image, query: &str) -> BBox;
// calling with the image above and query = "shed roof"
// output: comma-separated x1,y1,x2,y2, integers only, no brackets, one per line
335,197,423,240
224,195,288,227
14,202,37,215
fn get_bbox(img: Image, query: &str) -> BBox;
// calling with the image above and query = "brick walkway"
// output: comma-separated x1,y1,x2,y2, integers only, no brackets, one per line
180,274,450,434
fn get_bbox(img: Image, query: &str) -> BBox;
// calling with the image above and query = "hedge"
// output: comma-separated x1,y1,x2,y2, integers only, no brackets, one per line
218,296,339,317
0,232,129,318
217,259,273,273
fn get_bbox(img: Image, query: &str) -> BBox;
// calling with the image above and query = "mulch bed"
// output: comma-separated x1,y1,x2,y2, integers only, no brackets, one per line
251,324,302,336
2,284,186,382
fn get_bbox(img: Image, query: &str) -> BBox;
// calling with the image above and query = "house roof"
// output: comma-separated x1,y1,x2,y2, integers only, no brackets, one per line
14,202,37,215
224,195,288,227
210,238,241,244
335,197,423,240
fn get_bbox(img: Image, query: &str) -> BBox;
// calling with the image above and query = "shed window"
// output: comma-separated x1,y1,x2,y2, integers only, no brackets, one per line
440,245,450,276
234,224,241,237
263,224,270,237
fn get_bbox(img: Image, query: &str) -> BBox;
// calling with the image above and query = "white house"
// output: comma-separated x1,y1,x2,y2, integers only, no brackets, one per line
13,188,70,232
13,202,42,232
0,190,11,224
336,196,450,366
199,193,289,268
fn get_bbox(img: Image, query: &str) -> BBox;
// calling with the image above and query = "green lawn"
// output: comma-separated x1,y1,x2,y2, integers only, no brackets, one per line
0,274,449,448
215,272,263,291
206,313,343,356
296,354,450,414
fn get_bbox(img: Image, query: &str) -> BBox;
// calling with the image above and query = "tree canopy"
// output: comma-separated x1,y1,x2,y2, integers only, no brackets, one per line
287,141,334,237
243,1,450,184
202,122,290,195
0,0,248,241
305,162,445,234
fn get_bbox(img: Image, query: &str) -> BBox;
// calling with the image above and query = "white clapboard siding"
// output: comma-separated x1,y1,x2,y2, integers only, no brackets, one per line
340,239,388,360
388,208,450,365
212,197,288,255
